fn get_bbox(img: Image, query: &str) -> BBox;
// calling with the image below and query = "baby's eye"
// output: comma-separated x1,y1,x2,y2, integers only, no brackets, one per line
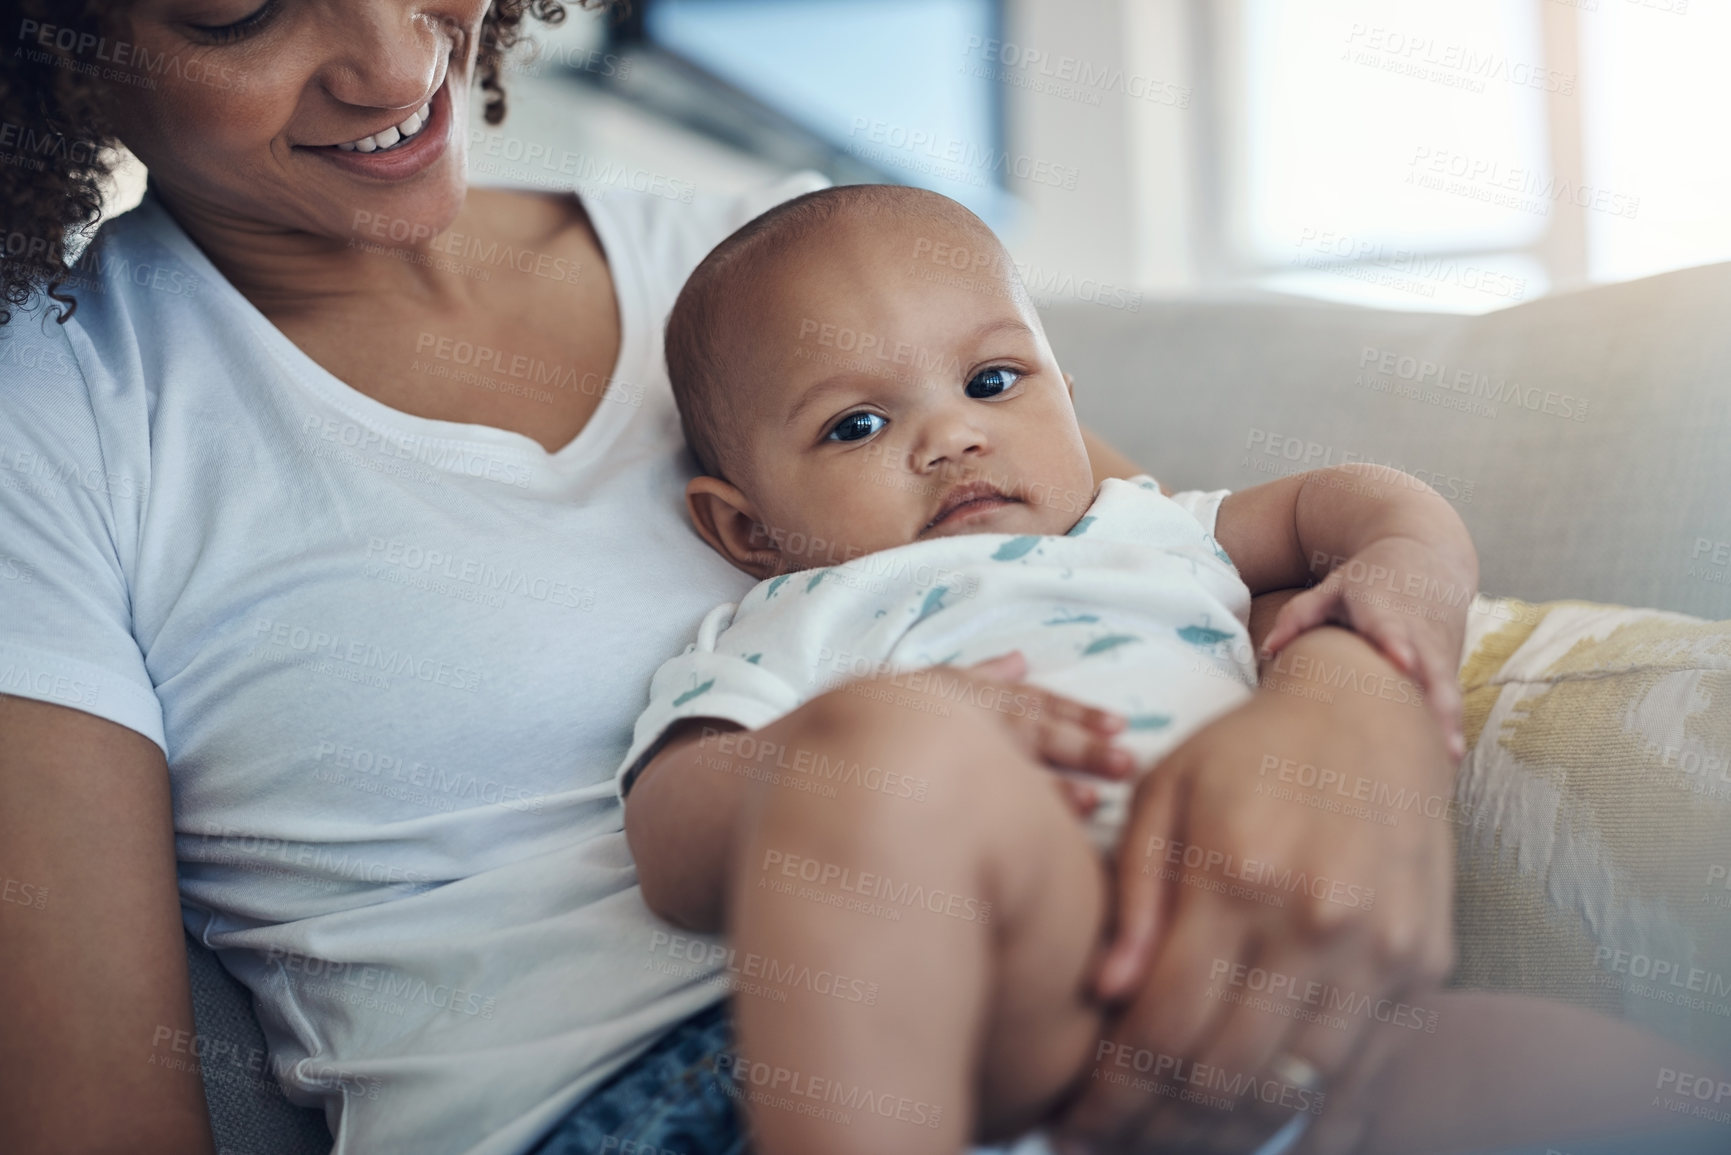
965,367,1022,399
826,411,887,442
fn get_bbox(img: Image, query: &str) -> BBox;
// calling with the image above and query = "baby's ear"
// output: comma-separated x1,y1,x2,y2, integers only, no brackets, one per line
686,477,784,580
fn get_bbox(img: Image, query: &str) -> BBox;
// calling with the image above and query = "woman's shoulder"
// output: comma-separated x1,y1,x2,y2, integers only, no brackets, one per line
3,196,208,390
64,198,210,306
0,198,210,479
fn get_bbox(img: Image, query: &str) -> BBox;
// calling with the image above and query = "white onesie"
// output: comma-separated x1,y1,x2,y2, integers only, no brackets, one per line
616,476,1259,848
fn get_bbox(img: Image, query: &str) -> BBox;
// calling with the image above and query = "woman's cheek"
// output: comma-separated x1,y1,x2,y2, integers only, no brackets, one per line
120,46,303,176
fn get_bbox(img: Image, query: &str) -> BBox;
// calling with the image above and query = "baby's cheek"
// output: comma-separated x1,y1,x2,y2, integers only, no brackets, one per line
1028,458,1100,524
783,479,909,565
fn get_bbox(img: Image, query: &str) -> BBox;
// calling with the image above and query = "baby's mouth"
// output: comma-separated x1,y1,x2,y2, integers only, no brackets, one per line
922,480,1021,535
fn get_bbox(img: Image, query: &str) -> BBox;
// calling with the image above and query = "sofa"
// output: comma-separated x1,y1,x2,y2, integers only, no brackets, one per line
186,263,1731,1154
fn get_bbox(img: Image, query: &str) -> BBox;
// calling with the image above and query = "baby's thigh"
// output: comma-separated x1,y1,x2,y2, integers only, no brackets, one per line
737,687,1086,872
738,692,1113,1129
973,812,1111,1143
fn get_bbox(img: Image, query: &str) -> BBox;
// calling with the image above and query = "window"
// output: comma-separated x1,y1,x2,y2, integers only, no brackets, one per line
1196,0,1730,309
617,0,1012,223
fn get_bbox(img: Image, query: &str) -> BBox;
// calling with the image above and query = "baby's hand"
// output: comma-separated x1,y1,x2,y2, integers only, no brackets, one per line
1260,537,1473,758
954,651,1133,815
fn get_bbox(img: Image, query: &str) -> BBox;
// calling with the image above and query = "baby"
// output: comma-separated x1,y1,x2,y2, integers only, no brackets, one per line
616,185,1476,1154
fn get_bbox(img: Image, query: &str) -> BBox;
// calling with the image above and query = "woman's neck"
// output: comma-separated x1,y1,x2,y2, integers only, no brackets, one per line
148,178,517,322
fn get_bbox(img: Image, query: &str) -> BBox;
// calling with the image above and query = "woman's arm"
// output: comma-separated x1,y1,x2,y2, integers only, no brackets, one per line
0,696,216,1155
1060,616,1457,1155
1081,424,1145,488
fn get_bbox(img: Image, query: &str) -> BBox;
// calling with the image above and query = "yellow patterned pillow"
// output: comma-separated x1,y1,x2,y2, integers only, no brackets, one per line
1449,595,1731,1062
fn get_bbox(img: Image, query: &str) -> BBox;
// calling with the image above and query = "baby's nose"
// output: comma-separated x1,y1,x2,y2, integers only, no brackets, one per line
917,420,987,470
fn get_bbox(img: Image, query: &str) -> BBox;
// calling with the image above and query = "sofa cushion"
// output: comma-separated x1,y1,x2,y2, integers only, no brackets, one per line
1041,264,1731,619
185,934,332,1155
1450,595,1731,1066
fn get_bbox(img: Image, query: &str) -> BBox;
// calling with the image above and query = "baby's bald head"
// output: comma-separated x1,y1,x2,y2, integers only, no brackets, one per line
665,184,1025,482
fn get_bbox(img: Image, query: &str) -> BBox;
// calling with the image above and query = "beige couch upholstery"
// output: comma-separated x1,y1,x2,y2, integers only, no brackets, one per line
1045,263,1731,621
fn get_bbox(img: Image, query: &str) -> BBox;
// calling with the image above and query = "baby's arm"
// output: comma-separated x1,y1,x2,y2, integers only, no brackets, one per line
1211,464,1479,755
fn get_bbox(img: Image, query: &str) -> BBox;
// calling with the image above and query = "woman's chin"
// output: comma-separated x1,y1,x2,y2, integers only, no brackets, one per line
327,172,470,251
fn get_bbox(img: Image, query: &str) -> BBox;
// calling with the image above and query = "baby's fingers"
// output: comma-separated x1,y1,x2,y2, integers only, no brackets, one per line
966,650,1028,683
1030,687,1127,739
1261,583,1344,658
1027,714,1135,780
967,652,1125,738
1341,608,1420,679
1350,618,1465,759
1414,644,1466,760
1056,777,1101,819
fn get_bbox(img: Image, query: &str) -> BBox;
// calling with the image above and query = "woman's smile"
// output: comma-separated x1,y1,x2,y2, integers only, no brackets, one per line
304,73,452,181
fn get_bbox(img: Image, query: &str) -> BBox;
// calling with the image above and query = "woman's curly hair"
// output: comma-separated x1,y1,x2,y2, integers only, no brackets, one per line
0,0,619,326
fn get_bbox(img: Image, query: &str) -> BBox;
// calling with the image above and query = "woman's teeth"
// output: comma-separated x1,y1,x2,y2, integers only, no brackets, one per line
336,102,432,153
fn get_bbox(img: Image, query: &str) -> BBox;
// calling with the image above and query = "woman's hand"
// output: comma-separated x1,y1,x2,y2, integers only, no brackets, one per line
1055,626,1457,1155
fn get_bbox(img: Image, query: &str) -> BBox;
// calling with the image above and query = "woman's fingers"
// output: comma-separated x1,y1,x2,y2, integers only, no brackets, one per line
1126,930,1286,1154
1130,927,1395,1154
1207,935,1382,1131
1294,1002,1413,1155
1096,764,1185,1000
1060,891,1253,1152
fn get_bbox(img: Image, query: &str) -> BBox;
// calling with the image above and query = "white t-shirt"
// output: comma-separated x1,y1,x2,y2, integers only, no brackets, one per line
0,171,826,1155
617,477,1258,848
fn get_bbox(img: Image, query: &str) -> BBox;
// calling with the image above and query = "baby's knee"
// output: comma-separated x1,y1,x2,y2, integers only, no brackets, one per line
816,687,1046,801
750,688,1060,851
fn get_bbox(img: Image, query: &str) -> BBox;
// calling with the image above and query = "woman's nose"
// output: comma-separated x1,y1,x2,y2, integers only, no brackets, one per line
319,4,449,111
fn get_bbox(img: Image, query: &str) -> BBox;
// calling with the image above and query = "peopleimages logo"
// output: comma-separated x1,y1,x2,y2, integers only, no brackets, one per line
16,18,249,92
1358,345,1590,422
847,118,1080,190
301,414,532,488
1142,835,1377,911
960,36,1191,109
1342,23,1575,95
759,850,993,924
1407,145,1639,221
715,1053,944,1129
1293,228,1527,301
1093,1041,1326,1116
1594,946,1731,1002
646,930,882,1005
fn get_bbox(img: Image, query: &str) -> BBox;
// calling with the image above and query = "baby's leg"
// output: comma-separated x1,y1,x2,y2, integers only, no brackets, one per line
726,696,1110,1155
